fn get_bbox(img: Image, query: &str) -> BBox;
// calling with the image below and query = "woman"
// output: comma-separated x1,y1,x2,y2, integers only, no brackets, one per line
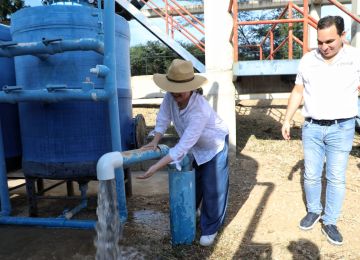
137,59,229,247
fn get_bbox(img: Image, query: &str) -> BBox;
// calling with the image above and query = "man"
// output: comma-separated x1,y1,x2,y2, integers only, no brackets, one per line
282,16,359,245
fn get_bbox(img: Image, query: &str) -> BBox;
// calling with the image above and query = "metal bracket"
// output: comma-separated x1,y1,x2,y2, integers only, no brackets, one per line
46,84,67,92
81,77,95,92
0,41,18,48
2,85,23,93
42,38,63,46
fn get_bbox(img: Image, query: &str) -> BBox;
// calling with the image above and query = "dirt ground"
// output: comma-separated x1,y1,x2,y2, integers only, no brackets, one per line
1,99,359,259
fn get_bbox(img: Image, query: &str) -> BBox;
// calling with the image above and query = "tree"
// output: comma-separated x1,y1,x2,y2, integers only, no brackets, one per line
130,40,204,76
0,0,26,25
130,41,178,75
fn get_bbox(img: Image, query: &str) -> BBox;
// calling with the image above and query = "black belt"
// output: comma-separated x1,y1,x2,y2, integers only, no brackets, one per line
305,117,353,126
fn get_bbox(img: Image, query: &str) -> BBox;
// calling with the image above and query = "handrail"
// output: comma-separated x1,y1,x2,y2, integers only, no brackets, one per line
327,0,360,23
135,0,205,52
233,0,314,61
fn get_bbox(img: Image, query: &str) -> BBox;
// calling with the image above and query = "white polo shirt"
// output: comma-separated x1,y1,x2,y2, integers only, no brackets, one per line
154,92,229,165
295,45,360,120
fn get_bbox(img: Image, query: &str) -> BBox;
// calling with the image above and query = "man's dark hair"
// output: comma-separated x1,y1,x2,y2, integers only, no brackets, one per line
317,15,344,36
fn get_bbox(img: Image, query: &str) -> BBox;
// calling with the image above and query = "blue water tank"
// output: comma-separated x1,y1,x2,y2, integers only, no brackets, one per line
10,5,133,180
0,24,22,171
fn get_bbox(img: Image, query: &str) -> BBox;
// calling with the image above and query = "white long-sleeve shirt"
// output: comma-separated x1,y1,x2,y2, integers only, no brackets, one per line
154,92,229,165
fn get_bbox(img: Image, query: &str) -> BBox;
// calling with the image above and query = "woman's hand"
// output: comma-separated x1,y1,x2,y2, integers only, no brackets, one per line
140,140,158,151
136,165,158,179
136,155,173,180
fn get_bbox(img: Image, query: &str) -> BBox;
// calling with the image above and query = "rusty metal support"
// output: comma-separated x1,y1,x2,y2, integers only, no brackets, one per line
303,0,309,54
288,1,293,59
327,0,360,23
238,18,305,26
270,31,274,60
233,0,239,62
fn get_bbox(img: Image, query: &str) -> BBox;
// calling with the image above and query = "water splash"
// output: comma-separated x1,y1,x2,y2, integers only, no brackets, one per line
94,179,121,260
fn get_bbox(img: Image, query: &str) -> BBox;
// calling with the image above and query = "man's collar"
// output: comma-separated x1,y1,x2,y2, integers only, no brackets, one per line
314,46,345,63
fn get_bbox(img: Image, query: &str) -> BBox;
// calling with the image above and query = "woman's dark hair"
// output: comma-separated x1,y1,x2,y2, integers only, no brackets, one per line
317,15,344,36
194,87,203,95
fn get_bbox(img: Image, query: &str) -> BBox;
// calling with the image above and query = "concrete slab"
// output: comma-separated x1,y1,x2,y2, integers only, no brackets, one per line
233,59,300,76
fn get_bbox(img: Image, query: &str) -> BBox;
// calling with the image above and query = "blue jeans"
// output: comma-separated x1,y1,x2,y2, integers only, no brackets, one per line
302,118,355,225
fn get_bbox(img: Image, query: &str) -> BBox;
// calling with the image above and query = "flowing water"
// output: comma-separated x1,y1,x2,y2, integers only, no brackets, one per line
94,179,122,260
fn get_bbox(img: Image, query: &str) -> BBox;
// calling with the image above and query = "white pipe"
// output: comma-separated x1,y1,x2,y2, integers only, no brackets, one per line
96,151,123,180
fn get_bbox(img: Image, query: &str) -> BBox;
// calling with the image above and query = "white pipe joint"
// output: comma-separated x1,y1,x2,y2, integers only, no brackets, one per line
96,151,123,180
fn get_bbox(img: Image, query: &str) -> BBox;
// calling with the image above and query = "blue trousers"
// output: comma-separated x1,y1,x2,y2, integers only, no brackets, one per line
302,118,355,225
194,136,229,236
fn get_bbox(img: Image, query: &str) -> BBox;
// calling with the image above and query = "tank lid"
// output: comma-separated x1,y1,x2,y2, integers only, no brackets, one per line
0,24,11,41
41,0,97,7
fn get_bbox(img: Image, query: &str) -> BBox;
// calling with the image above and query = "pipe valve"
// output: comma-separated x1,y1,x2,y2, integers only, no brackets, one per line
90,64,109,78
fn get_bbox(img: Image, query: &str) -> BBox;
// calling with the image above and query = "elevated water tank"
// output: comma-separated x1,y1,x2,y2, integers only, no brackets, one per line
10,5,133,180
0,24,22,171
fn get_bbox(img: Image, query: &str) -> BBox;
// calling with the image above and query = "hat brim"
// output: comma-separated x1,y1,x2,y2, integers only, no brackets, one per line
153,74,207,93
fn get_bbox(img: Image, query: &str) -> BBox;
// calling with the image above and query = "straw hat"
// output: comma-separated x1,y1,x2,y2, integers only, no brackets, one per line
153,59,207,93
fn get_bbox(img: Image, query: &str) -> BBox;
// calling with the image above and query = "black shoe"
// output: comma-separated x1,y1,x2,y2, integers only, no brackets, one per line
299,212,321,230
322,224,343,245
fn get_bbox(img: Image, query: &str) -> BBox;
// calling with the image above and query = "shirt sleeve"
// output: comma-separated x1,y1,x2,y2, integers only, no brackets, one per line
154,93,172,135
295,59,304,85
169,101,211,163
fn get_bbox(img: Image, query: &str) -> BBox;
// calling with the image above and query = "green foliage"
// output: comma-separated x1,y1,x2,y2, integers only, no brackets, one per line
0,0,26,25
238,8,304,61
130,40,204,76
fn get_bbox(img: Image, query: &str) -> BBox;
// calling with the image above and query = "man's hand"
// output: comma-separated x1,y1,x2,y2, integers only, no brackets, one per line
282,121,291,140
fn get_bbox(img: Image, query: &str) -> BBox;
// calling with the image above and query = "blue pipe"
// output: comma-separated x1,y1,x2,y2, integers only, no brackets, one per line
0,0,121,229
62,183,88,219
169,168,196,245
0,121,11,216
0,88,109,103
96,145,170,181
0,38,104,58
103,0,127,222
0,217,95,229
122,145,170,166
96,145,196,244
122,147,195,245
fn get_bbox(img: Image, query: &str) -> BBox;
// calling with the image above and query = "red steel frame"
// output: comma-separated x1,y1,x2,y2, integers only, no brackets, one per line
229,0,315,61
127,1,360,58
229,0,360,62
132,0,205,52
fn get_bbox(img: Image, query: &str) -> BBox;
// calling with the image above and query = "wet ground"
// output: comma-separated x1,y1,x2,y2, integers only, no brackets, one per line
0,171,170,260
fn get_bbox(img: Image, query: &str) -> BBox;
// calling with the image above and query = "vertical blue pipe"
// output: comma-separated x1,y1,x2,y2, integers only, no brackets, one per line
0,122,11,216
168,169,196,245
103,0,127,221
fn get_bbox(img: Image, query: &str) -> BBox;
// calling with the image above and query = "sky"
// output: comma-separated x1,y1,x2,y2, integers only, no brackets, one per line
22,0,353,46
